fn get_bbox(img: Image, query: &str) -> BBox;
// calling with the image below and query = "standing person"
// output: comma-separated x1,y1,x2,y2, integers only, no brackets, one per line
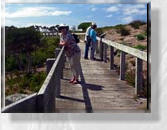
90,23,97,60
84,24,91,59
84,22,96,59
59,24,81,84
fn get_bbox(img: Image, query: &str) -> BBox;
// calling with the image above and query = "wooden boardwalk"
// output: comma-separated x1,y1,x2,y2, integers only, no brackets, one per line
55,42,146,113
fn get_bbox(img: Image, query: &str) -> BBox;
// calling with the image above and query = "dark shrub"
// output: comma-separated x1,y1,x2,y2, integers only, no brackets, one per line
130,20,146,29
117,27,130,36
125,69,135,87
136,34,145,41
133,44,147,51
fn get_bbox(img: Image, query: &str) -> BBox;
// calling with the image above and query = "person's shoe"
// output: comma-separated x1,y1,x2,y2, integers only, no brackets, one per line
73,79,79,84
69,78,75,83
90,58,96,61
84,57,89,60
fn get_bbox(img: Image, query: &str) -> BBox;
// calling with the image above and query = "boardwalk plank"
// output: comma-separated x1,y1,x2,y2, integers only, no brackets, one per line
55,42,147,113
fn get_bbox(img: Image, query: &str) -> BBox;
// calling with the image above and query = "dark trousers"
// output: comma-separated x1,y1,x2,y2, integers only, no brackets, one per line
84,41,90,58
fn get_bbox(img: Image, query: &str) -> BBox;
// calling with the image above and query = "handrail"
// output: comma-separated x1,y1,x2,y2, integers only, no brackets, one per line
37,46,65,112
97,37,147,61
38,46,64,95
2,46,65,113
75,33,147,61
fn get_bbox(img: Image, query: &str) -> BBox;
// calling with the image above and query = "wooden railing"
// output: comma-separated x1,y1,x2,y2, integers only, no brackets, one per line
37,46,65,112
2,33,147,113
76,33,147,96
2,46,65,113
96,36,147,96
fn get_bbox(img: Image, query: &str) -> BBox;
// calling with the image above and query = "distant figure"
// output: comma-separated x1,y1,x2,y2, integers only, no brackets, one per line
84,22,96,59
90,23,97,60
59,24,81,84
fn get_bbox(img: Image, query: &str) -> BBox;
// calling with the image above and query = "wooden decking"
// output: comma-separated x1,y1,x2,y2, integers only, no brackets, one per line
55,42,147,113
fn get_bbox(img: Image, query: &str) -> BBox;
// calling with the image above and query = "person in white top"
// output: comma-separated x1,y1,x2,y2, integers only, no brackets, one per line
84,22,96,59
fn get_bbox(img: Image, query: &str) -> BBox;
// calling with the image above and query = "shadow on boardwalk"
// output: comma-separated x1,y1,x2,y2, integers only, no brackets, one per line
56,42,147,113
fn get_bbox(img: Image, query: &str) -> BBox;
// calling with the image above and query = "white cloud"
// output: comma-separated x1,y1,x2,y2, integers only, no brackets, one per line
123,4,146,15
123,16,134,23
5,6,72,18
106,14,113,18
106,6,119,12
124,8,146,15
91,7,97,11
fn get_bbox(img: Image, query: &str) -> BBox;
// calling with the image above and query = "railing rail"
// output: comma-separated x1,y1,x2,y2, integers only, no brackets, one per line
2,33,147,113
97,36,147,96
37,46,65,112
2,46,65,113
97,37,147,61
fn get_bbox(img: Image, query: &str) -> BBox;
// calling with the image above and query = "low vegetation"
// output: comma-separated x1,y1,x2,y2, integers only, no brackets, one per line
129,20,146,29
136,34,145,41
6,72,47,96
116,26,130,36
133,44,147,51
5,26,60,96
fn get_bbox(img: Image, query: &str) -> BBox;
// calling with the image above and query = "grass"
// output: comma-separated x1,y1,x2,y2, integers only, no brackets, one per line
116,26,130,36
129,20,146,29
125,69,135,87
136,34,145,41
133,44,147,51
5,71,47,96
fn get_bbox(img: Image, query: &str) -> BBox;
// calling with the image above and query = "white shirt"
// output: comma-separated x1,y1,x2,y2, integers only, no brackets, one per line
85,26,92,41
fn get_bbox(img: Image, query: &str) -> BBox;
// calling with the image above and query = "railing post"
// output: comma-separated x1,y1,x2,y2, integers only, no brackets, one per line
60,52,65,79
135,58,143,96
120,51,126,80
55,68,61,98
55,48,61,58
104,44,107,62
46,58,56,74
100,38,103,61
110,46,114,70
54,48,61,97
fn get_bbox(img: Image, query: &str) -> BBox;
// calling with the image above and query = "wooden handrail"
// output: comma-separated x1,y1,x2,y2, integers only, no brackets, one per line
38,46,64,95
37,46,65,112
97,37,147,61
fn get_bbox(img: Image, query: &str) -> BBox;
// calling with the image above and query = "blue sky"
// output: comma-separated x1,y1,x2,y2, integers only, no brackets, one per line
5,3,147,28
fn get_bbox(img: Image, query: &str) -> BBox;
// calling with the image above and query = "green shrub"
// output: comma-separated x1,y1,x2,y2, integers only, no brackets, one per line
129,20,146,29
78,22,92,32
133,45,147,51
96,28,104,36
114,24,125,29
125,69,135,87
117,27,130,36
5,56,18,71
136,34,145,41
6,72,47,95
143,31,147,37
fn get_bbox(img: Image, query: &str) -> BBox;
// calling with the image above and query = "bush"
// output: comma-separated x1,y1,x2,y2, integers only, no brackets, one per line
96,28,104,36
136,34,145,40
114,24,125,29
78,22,92,32
133,45,147,51
129,20,146,29
5,56,18,71
115,25,130,36
117,27,130,36
125,69,135,87
6,72,47,95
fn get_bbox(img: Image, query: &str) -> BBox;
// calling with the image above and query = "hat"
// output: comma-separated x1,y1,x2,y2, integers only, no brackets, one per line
58,24,69,30
91,22,96,26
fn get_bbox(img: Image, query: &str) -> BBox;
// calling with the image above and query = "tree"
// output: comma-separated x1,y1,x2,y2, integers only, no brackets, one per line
78,22,92,32
5,26,43,73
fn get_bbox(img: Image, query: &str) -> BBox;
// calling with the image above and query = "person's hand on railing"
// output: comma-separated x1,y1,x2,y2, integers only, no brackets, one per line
100,33,106,38
60,41,66,46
